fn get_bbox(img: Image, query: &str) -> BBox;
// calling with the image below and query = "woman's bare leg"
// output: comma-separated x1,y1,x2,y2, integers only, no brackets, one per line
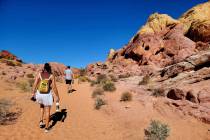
40,104,44,121
45,106,51,129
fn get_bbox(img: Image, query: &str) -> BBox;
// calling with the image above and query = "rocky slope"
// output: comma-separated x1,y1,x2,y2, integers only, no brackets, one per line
87,1,210,124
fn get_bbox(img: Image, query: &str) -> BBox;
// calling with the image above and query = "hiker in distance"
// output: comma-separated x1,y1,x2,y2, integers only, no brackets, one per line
31,63,60,133
64,66,74,93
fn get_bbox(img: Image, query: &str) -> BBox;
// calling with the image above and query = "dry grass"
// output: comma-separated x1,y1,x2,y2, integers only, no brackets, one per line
152,88,165,97
16,81,31,92
78,76,90,83
0,99,21,125
26,73,34,78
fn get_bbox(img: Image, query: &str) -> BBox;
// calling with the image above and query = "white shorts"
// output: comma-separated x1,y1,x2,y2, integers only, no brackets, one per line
36,90,53,106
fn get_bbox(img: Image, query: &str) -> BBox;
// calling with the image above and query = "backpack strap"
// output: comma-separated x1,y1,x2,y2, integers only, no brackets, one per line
39,73,42,80
47,74,53,80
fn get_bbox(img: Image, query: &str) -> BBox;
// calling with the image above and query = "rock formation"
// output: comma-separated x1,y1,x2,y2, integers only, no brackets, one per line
86,1,210,124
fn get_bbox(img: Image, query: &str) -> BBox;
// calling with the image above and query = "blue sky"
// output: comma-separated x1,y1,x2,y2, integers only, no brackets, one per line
0,0,208,68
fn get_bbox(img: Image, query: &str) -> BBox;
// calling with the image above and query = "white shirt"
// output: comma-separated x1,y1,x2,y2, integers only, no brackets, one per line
64,69,73,80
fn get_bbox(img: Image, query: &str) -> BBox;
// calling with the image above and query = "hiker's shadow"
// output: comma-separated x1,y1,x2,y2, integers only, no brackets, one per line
49,109,67,129
71,89,76,93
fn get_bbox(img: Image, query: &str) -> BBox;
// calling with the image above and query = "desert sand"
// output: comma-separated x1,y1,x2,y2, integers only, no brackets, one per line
0,79,210,140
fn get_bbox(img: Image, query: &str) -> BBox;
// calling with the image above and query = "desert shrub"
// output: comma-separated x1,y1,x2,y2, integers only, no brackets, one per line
144,120,170,140
96,74,108,84
79,68,87,76
152,88,165,97
120,92,132,102
95,97,106,110
103,81,116,92
118,73,131,79
28,79,35,87
109,74,118,82
26,73,34,78
92,88,104,98
16,81,31,92
139,75,150,85
90,80,98,86
0,99,21,125
78,76,90,82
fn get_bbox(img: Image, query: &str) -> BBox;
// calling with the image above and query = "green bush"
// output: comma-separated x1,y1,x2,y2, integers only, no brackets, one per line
120,92,132,102
26,73,34,78
144,120,170,140
103,81,116,92
152,88,165,97
92,88,104,98
95,97,106,110
139,75,150,85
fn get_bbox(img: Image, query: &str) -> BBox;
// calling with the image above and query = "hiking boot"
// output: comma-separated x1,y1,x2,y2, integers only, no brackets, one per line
39,121,45,128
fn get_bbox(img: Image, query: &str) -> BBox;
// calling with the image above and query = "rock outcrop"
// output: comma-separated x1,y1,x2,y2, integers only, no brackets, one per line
0,50,22,62
102,1,210,75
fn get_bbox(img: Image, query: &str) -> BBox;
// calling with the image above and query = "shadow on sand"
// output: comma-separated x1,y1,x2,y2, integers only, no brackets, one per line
49,109,67,129
71,89,76,93
68,89,76,93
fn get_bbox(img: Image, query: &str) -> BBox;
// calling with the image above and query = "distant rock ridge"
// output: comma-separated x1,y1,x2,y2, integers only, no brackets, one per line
0,50,79,81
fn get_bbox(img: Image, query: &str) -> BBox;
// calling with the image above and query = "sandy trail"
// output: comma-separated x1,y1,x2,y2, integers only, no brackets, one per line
0,80,210,140
0,81,123,140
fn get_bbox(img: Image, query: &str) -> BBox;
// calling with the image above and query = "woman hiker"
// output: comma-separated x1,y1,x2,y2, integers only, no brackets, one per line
31,63,60,133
